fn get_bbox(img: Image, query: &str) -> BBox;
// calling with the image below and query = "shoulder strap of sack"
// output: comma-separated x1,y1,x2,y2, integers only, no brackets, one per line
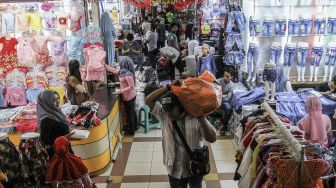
172,120,192,154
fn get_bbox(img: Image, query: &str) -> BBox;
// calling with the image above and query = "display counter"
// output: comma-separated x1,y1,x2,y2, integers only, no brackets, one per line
8,87,122,176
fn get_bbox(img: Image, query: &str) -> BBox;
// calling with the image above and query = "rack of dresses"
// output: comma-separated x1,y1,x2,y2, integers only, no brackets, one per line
235,102,330,188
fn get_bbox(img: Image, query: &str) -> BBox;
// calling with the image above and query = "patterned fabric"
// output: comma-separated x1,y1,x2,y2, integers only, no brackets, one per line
32,37,51,65
17,37,36,68
0,138,24,187
0,37,18,72
19,137,49,187
50,173,93,188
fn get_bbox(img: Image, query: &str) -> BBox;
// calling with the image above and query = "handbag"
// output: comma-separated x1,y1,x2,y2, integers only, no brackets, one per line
172,121,210,176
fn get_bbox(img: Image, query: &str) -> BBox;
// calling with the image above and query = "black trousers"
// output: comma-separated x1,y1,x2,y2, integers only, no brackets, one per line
174,56,185,75
123,97,137,133
148,50,156,68
168,175,203,188
220,101,233,132
157,41,165,49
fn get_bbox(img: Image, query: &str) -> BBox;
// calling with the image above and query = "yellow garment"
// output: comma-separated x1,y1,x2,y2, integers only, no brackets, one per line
251,138,265,180
48,85,66,105
28,13,43,30
0,170,7,181
201,24,211,35
111,9,119,24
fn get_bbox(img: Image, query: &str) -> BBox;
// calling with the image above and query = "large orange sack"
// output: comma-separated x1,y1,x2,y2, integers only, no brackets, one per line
172,71,222,117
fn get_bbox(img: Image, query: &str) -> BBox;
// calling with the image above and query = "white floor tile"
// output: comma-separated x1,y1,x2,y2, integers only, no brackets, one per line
155,129,163,137
134,128,157,137
154,142,163,151
99,163,113,176
150,163,167,175
215,160,237,173
149,182,170,188
212,149,236,161
130,142,155,152
211,140,234,150
152,151,163,162
124,163,152,175
121,183,149,188
128,151,153,163
95,183,107,188
220,180,238,188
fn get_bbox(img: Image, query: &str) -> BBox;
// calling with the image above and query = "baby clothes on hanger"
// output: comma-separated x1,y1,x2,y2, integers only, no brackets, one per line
56,11,68,32
84,46,106,81
50,36,67,65
66,36,83,64
27,12,43,31
69,10,82,32
42,11,56,30
32,36,51,65
17,37,36,68
0,37,19,72
15,11,30,33
1,12,15,35
45,64,67,86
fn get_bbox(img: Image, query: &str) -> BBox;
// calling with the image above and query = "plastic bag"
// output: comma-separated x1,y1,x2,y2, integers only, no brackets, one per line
172,71,222,117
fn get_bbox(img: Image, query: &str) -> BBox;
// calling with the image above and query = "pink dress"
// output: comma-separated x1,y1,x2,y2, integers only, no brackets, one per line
50,36,67,65
32,37,51,65
17,37,36,68
84,47,106,81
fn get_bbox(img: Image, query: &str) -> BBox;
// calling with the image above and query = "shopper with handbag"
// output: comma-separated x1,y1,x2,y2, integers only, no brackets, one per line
145,80,216,188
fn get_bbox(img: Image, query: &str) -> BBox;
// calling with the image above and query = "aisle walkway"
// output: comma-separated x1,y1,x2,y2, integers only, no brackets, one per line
92,128,238,188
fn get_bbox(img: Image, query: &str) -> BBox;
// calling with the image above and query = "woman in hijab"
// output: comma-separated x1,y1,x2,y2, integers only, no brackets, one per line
298,96,333,147
105,56,137,135
275,66,293,92
38,90,71,157
46,136,94,187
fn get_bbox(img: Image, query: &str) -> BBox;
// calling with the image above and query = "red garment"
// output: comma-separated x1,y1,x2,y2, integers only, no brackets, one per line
46,136,88,182
0,37,18,71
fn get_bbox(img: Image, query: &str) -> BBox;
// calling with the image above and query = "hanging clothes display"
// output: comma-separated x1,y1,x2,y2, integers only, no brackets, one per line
100,11,116,66
0,37,18,72
17,37,36,68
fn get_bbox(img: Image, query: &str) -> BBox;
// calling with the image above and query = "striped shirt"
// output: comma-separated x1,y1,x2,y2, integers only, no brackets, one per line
153,103,208,178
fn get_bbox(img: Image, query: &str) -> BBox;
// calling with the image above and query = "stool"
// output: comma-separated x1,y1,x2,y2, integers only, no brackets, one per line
138,105,161,133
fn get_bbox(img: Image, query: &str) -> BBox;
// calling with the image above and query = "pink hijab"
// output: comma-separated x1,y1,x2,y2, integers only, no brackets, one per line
299,96,331,147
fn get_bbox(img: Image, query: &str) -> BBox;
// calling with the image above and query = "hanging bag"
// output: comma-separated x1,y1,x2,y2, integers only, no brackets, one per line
172,121,210,176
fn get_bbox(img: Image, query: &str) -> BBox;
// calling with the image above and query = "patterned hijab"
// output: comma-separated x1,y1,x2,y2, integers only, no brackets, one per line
118,56,135,78
37,90,68,128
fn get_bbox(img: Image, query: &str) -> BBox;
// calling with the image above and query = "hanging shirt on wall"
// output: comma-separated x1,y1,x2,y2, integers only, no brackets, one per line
28,12,43,31
15,12,30,33
56,12,68,32
50,36,67,65
69,10,82,32
0,37,18,72
66,36,83,64
111,8,119,24
1,12,15,35
17,37,36,68
42,11,56,30
84,47,106,81
32,37,51,65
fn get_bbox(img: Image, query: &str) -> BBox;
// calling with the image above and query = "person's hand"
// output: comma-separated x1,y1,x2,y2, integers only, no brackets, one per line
326,90,332,95
76,85,86,93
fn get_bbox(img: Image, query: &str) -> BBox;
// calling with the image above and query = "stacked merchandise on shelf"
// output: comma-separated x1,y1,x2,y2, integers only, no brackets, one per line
234,103,332,187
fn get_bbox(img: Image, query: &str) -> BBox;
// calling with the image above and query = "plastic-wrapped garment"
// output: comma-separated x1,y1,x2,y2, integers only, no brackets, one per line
172,71,222,117
275,93,306,124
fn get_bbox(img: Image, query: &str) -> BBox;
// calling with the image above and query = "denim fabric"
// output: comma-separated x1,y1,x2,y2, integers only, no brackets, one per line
249,19,260,36
247,46,259,75
297,90,336,115
283,45,297,66
276,93,306,124
314,18,326,35
310,46,324,66
226,11,246,33
225,51,244,65
270,46,282,65
0,86,4,107
231,87,265,112
225,33,243,50
275,19,286,36
263,67,277,82
262,20,275,36
300,18,313,36
297,46,309,67
327,18,336,35
288,19,300,36
325,47,336,66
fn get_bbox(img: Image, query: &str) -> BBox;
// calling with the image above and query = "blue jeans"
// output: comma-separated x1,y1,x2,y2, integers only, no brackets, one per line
276,93,306,124
249,18,260,36
325,47,336,66
263,20,275,36
225,33,243,50
263,66,277,82
226,11,246,33
275,19,286,36
219,101,233,132
327,18,336,35
225,50,244,65
300,18,313,36
247,46,259,77
283,45,297,66
314,18,326,35
288,19,300,36
270,46,282,65
297,46,309,67
310,46,324,66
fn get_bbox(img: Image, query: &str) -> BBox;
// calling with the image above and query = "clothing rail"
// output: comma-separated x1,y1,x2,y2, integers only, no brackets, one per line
261,102,302,161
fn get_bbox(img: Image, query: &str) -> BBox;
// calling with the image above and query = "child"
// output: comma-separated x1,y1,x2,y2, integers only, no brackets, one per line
67,76,89,105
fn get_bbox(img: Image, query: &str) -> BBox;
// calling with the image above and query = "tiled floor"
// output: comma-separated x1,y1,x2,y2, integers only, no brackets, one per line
92,127,238,188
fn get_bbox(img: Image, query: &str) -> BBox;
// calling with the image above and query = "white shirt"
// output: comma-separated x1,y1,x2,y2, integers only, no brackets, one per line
160,47,180,64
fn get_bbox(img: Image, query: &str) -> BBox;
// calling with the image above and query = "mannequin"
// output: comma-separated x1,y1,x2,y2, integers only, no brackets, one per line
247,41,259,82
310,43,324,82
197,44,217,75
283,42,297,78
297,42,309,82
324,42,336,82
263,63,276,102
270,42,282,65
